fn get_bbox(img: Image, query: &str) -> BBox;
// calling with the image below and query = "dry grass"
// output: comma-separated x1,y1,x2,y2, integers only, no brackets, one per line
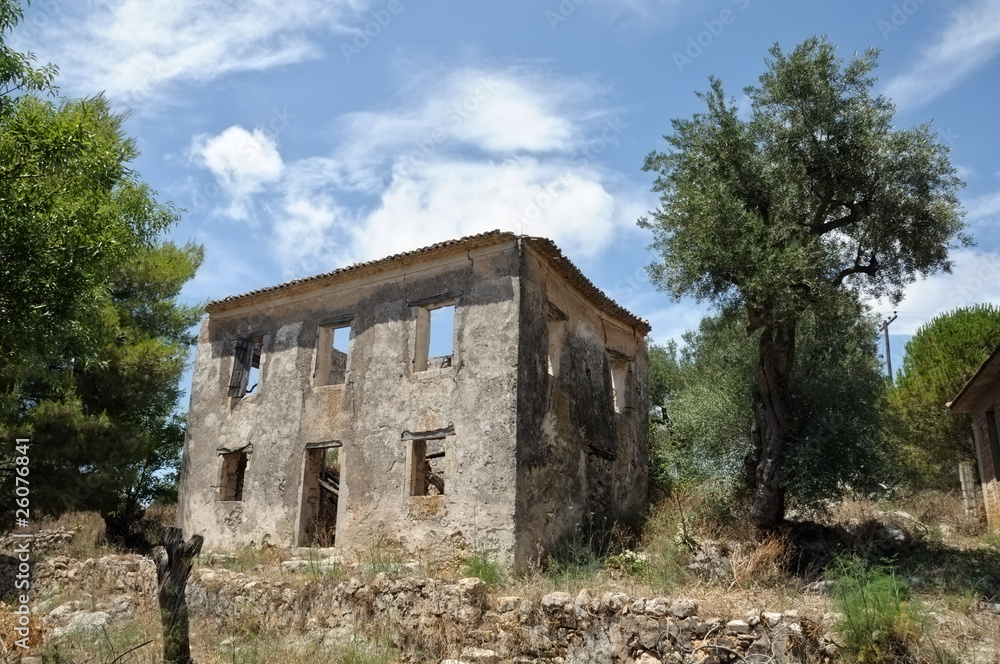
31,511,111,561
23,492,1000,663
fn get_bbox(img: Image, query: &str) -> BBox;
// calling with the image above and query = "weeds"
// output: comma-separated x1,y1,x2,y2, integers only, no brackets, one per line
213,544,287,572
40,626,154,664
304,547,349,581
363,535,405,577
461,549,506,588
827,556,925,663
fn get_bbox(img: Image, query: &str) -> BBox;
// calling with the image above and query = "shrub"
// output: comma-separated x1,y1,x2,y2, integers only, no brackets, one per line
828,556,924,663
461,549,506,588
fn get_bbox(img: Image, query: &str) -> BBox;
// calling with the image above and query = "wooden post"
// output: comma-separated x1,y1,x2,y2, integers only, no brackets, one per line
959,462,979,520
154,527,203,664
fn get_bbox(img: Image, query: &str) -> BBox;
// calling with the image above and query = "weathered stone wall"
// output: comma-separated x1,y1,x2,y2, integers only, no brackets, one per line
513,247,648,565
180,233,649,567
971,381,1000,530
33,555,837,663
180,241,523,561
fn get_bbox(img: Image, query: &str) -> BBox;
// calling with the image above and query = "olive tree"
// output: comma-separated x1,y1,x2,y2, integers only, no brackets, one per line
641,37,966,528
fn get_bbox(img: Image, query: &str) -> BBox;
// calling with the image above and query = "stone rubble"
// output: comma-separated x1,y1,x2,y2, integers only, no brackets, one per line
24,554,848,662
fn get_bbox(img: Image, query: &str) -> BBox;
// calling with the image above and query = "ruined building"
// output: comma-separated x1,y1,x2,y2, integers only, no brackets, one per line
178,231,650,566
949,342,1000,531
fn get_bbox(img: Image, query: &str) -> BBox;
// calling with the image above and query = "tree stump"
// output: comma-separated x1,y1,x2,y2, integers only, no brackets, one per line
154,527,203,664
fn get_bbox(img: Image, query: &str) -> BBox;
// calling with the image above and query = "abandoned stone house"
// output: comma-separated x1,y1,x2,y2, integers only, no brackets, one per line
177,231,650,566
949,342,1000,531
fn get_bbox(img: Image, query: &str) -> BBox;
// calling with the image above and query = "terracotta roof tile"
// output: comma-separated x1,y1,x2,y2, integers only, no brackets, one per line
205,230,650,334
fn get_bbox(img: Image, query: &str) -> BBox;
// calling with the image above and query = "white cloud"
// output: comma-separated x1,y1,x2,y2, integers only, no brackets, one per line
16,0,369,105
272,195,356,273
190,126,284,220
356,158,617,260
254,64,640,275
270,156,630,277
966,189,1000,226
173,62,640,277
883,0,1000,108
872,248,1000,334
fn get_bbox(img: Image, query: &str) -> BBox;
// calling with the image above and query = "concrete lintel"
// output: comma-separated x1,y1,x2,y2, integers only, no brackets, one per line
305,440,343,450
401,425,455,441
407,291,464,308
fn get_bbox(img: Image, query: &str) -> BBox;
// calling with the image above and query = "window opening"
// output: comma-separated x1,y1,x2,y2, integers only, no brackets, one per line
547,304,567,377
410,439,446,496
414,300,456,372
609,354,631,414
315,321,352,386
219,451,248,501
228,336,264,398
987,409,1000,482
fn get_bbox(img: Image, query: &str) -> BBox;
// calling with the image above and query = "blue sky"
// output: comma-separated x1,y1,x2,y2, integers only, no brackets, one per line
13,0,1000,389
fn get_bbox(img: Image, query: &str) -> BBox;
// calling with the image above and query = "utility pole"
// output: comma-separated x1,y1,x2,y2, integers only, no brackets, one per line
878,311,898,380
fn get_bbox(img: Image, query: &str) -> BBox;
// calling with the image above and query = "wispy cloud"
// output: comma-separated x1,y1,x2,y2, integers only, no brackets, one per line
16,0,369,105
966,189,1000,226
883,0,1000,108
871,248,1000,335
190,63,641,276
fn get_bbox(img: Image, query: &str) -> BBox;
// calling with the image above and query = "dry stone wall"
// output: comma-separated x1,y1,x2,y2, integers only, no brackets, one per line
29,555,839,663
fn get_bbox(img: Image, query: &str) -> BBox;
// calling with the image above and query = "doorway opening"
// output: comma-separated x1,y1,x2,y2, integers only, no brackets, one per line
299,442,341,547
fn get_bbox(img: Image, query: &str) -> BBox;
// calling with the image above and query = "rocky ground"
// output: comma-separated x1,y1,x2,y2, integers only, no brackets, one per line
1,494,998,663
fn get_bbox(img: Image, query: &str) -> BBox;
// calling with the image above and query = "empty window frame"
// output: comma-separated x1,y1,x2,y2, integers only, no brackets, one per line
315,318,353,387
547,304,567,377
609,353,632,414
228,336,264,398
412,295,459,372
409,438,447,496
987,409,1000,482
219,450,249,501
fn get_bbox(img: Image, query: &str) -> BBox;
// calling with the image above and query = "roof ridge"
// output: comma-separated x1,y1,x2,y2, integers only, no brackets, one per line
205,230,650,334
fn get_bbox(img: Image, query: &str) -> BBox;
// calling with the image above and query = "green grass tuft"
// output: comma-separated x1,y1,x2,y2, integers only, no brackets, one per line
828,555,925,664
461,549,506,588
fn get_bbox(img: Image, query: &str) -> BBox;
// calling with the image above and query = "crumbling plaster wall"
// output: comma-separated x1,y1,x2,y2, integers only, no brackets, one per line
180,241,523,559
332,243,522,562
179,316,306,550
513,247,649,566
971,381,1000,530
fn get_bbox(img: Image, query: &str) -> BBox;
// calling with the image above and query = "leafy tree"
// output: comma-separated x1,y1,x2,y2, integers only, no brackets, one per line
650,298,895,507
889,304,1000,488
17,243,203,543
641,37,966,528
0,3,199,542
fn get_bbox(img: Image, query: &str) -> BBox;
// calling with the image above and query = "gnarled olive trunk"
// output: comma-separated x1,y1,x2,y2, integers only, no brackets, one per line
746,317,796,530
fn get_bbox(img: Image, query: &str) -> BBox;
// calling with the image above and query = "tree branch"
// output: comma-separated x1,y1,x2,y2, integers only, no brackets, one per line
832,250,879,286
812,200,868,235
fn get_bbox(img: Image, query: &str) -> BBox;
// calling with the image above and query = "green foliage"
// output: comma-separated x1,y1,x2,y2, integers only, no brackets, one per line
889,304,1000,488
3,243,203,539
0,1,57,107
650,297,895,508
648,311,756,494
641,37,966,317
785,297,897,504
0,93,179,372
641,36,964,524
828,556,925,664
461,549,506,588
0,9,199,541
